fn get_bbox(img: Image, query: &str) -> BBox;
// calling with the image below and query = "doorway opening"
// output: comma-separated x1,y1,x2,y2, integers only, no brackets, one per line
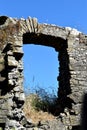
23,44,59,97
23,32,70,124
23,44,59,122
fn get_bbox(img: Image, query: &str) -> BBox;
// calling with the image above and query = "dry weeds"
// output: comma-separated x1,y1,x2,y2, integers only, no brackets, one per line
23,94,55,124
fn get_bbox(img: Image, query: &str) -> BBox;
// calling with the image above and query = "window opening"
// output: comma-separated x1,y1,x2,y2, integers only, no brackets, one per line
23,44,60,123
23,44,59,97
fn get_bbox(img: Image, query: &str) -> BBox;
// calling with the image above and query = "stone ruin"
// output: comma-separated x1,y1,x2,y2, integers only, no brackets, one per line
0,16,87,130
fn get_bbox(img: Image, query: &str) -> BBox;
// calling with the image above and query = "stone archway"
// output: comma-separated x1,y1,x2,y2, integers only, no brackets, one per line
0,16,87,130
23,32,69,101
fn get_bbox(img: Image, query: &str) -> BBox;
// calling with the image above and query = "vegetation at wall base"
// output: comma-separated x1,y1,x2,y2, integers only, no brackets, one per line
23,87,59,124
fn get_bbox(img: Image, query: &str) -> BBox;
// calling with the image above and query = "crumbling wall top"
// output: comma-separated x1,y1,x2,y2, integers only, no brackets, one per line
0,16,85,40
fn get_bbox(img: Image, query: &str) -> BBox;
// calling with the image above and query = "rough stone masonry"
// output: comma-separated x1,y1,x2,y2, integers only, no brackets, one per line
0,16,87,130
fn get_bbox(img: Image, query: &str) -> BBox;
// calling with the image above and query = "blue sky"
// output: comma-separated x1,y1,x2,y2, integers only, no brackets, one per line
0,0,87,33
23,45,58,95
0,0,87,95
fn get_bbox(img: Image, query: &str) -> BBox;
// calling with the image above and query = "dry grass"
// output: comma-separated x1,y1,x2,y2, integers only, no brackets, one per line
23,94,55,124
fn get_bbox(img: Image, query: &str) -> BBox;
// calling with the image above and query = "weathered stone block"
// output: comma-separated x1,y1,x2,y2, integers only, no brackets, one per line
70,115,80,126
8,56,18,67
32,18,38,32
26,18,32,32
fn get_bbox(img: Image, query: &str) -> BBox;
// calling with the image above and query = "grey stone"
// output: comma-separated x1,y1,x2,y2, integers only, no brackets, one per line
8,56,18,67
32,18,38,32
26,18,32,32
13,86,20,92
19,93,25,102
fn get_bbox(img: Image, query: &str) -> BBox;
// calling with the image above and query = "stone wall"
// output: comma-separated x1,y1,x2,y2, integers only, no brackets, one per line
0,16,87,130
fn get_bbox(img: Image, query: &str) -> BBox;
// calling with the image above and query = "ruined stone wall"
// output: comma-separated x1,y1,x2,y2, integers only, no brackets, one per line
58,30,87,130
0,16,87,130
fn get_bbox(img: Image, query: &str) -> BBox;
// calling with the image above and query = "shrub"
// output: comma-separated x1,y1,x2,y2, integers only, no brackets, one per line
25,87,58,115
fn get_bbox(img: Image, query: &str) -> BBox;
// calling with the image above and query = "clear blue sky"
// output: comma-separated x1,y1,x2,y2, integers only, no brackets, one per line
0,0,87,95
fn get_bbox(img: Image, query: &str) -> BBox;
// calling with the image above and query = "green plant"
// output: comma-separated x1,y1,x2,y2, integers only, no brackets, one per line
25,86,58,115
31,94,49,111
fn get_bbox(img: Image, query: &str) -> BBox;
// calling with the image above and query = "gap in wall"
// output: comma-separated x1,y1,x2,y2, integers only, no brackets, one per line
23,44,60,121
23,44,59,97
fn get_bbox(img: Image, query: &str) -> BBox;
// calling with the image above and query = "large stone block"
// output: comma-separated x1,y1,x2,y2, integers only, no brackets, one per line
8,56,18,67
